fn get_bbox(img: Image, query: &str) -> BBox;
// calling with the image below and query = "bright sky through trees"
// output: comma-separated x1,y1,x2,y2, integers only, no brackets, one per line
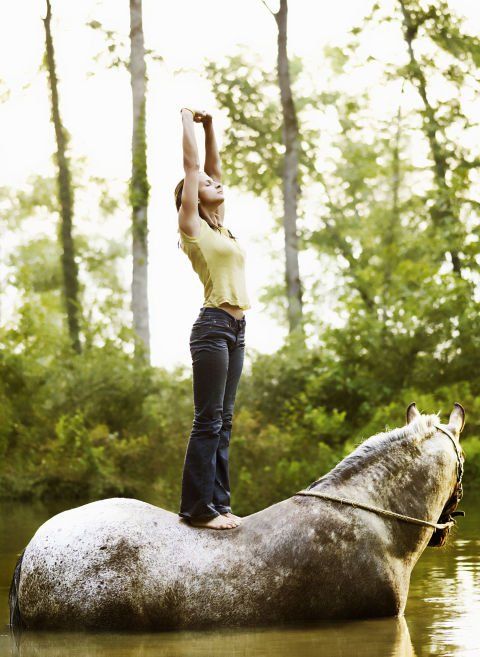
0,0,478,368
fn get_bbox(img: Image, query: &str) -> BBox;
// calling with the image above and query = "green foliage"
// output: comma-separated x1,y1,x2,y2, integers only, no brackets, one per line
1,0,479,510
462,438,480,487
0,336,168,501
204,48,321,208
86,19,164,71
229,407,338,515
0,315,478,506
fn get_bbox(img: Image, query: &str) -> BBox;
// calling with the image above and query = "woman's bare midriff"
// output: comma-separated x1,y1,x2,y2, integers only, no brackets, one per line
217,301,246,320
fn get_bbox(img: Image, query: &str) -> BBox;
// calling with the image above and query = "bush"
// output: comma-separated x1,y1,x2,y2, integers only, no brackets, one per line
0,324,478,511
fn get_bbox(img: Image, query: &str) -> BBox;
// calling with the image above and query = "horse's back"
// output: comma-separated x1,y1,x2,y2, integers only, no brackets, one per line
17,498,204,629
16,496,409,630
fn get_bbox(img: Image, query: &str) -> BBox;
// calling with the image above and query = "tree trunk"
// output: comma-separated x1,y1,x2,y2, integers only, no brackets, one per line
384,96,403,294
273,0,304,336
43,0,82,353
129,0,151,360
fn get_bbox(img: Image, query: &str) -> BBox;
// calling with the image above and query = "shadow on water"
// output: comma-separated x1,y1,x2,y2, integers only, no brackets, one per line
1,492,479,657
3,616,415,657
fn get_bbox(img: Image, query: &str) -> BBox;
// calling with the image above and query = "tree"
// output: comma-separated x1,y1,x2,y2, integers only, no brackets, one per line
302,7,480,422
0,168,131,349
398,0,464,275
129,0,151,359
87,14,163,360
260,0,304,336
355,0,480,279
42,0,82,353
204,49,320,332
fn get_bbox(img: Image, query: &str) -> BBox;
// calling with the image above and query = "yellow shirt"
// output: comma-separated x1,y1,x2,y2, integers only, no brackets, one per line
178,219,251,310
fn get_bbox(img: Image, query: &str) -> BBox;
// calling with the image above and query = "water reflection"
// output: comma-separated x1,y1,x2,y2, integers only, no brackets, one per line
405,494,480,656
3,616,415,657
422,544,479,656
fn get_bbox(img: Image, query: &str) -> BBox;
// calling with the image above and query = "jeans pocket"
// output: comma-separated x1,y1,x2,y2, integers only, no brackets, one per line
193,317,230,331
190,320,218,344
190,324,208,341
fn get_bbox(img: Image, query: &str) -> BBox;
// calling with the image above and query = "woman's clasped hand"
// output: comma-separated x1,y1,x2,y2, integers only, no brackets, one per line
181,107,212,125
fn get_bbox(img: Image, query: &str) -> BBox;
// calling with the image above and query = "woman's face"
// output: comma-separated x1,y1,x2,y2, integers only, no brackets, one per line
198,171,224,207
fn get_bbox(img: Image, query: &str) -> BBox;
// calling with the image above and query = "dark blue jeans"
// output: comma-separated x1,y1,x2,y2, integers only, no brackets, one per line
179,306,246,521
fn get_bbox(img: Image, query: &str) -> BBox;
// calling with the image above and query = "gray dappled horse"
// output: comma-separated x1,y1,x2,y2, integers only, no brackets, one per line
9,402,465,631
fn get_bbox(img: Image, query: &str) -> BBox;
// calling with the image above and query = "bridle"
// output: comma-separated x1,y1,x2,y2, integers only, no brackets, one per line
435,423,464,483
294,423,465,532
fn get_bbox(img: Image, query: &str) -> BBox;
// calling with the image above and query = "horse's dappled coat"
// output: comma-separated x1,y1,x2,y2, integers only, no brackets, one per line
9,409,464,631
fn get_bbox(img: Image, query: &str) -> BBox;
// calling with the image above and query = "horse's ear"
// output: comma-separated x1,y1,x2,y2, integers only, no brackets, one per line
406,402,421,424
449,402,465,434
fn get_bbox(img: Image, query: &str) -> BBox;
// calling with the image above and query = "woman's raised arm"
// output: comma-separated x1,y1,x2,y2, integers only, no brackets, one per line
203,113,222,182
202,113,224,223
178,108,205,237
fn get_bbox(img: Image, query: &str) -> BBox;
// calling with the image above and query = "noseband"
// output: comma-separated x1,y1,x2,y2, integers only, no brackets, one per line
294,423,465,532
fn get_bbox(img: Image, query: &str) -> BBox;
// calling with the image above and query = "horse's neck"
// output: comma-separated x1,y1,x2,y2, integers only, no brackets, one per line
316,435,455,554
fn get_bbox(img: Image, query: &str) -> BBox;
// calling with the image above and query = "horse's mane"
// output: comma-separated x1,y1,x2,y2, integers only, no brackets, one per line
307,412,441,489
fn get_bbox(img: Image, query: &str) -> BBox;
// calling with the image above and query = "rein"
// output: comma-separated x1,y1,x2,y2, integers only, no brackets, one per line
294,423,464,532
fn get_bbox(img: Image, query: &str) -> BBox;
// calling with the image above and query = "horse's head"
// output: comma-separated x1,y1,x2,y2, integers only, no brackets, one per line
406,401,466,547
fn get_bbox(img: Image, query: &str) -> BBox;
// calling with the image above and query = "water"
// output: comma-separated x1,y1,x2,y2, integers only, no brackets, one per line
1,492,479,657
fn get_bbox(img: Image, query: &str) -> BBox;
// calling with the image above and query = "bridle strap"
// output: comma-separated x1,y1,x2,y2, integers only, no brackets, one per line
293,490,454,530
433,423,464,483
295,423,464,531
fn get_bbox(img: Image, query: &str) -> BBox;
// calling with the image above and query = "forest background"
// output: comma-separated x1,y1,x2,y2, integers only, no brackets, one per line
0,0,479,514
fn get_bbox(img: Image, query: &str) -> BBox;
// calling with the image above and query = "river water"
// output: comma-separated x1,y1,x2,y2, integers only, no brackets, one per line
0,492,479,657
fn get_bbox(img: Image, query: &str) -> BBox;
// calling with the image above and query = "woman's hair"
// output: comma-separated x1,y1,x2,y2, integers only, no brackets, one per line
174,176,237,250
174,178,185,212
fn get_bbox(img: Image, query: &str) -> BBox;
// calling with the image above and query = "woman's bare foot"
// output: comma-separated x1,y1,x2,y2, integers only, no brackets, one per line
222,512,242,524
189,514,239,529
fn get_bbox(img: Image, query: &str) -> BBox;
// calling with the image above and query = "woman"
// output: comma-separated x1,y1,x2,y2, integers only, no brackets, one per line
175,107,251,530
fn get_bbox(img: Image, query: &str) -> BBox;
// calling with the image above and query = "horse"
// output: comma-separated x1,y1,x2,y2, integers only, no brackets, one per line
9,402,465,632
